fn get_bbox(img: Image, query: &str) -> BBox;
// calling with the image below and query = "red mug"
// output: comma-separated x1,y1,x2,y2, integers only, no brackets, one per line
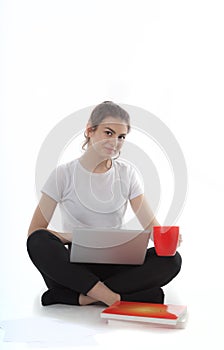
153,226,179,256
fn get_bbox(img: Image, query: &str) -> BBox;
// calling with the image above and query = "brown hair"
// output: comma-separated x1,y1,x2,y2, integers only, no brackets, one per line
82,101,131,150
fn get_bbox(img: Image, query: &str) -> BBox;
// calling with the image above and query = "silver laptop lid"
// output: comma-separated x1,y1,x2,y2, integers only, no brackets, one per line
70,228,151,265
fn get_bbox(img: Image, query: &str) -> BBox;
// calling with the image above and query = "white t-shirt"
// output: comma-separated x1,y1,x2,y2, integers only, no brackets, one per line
41,158,144,233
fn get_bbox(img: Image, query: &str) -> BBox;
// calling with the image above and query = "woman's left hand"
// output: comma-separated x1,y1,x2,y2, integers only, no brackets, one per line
178,234,183,247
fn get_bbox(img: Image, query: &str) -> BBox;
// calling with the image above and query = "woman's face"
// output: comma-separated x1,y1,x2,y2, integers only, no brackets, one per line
87,116,128,158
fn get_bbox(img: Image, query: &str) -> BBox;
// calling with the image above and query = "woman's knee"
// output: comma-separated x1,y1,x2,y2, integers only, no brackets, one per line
26,229,54,256
148,247,182,274
168,251,182,276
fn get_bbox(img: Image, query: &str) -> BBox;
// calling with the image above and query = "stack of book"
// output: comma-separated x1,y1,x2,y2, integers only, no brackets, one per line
101,301,188,329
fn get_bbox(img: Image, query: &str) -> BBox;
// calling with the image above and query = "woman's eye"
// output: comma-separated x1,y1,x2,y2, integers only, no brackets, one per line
105,131,113,136
118,135,126,140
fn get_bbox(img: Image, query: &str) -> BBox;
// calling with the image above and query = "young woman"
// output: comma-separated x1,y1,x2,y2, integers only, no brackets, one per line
27,101,182,307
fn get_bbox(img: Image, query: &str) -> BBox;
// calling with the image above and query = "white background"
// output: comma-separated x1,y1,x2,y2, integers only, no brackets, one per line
1,0,224,349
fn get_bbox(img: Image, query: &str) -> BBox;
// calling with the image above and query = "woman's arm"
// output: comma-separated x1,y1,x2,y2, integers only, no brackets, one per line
130,194,182,246
27,193,71,244
129,194,160,240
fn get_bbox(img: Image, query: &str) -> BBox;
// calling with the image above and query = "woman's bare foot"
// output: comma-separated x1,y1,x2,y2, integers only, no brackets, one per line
86,281,121,306
79,294,98,306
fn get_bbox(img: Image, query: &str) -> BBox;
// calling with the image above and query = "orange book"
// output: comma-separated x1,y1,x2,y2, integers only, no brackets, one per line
101,301,187,325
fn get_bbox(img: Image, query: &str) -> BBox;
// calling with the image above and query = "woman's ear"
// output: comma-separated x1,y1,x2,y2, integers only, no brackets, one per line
85,123,93,138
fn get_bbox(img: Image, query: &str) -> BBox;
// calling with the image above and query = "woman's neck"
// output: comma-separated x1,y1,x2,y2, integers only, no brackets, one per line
79,150,112,173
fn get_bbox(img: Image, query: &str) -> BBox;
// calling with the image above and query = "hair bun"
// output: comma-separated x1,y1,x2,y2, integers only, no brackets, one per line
103,101,113,104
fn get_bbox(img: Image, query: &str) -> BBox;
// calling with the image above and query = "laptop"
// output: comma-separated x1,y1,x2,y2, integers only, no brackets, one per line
70,228,151,265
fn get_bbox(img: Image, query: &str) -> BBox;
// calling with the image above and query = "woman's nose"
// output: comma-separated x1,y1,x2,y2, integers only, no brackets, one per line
109,137,118,147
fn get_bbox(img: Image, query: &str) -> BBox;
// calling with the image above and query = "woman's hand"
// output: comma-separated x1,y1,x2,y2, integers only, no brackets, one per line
178,234,183,247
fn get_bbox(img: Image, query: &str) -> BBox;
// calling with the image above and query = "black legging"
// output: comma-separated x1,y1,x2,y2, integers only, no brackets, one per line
27,229,182,305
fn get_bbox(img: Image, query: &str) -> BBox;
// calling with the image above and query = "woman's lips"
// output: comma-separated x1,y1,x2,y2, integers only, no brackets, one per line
104,147,116,152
